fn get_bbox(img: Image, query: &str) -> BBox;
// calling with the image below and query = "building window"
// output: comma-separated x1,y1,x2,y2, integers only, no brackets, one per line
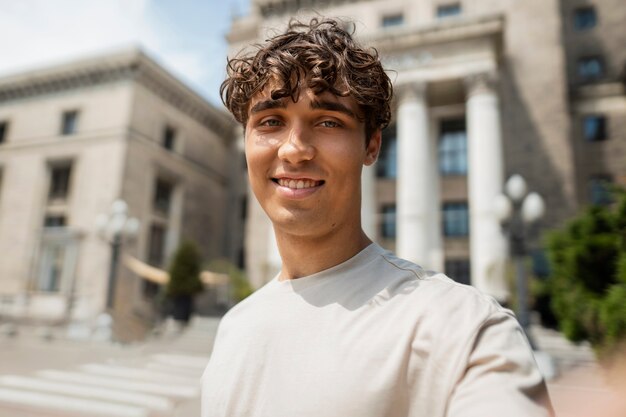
48,164,72,201
437,3,462,18
583,115,607,142
381,204,397,239
377,124,397,178
589,176,613,206
439,119,467,175
0,121,8,144
445,259,470,285
147,223,166,266
153,178,173,215
443,202,469,236
61,110,79,135
163,125,176,150
382,14,404,28
44,215,67,227
578,56,605,80
573,6,597,30
37,243,66,292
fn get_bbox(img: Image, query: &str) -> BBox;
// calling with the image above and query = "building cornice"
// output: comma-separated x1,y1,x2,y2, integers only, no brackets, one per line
0,49,235,138
254,0,370,17
367,13,504,55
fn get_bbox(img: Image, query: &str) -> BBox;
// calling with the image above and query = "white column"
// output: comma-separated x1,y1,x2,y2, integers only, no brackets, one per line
465,74,509,301
361,165,377,241
427,126,443,272
396,83,432,266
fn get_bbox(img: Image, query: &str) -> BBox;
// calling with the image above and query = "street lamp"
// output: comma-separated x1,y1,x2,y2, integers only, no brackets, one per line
96,200,140,309
495,174,545,344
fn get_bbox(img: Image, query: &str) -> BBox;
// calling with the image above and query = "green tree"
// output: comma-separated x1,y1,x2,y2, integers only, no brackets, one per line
166,241,203,297
545,189,626,356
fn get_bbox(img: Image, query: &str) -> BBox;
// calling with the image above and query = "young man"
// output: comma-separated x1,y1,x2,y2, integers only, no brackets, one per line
202,19,553,417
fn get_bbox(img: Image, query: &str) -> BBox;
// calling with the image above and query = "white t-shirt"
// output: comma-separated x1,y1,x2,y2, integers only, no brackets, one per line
202,243,553,417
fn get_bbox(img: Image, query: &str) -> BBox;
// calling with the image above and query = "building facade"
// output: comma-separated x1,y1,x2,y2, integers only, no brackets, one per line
227,0,626,299
0,49,245,339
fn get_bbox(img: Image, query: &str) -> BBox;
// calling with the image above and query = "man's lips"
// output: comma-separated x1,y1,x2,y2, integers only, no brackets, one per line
271,178,325,190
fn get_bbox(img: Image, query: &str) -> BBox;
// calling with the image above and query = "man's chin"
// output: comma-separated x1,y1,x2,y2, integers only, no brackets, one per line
269,213,325,236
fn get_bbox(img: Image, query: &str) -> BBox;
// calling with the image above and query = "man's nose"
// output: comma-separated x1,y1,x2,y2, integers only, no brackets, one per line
277,126,315,163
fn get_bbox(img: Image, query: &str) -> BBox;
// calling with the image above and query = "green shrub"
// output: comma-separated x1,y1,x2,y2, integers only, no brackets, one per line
545,189,626,356
166,241,203,297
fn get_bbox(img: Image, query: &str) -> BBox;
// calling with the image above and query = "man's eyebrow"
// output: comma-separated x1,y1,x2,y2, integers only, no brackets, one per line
249,99,286,114
310,100,357,119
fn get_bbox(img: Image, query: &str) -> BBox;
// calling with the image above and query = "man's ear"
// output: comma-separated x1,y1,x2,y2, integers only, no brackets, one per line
364,129,382,166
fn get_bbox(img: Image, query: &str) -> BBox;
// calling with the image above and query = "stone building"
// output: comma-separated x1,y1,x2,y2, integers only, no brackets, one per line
0,49,245,339
227,0,626,299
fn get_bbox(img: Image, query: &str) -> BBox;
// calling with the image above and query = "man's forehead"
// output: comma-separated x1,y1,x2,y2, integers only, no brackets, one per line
247,86,361,117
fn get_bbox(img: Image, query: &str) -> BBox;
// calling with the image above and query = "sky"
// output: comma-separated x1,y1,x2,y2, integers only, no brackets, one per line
0,0,250,105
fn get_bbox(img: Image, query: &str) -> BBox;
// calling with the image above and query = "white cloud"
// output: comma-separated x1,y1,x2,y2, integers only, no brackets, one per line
0,0,150,73
0,0,229,103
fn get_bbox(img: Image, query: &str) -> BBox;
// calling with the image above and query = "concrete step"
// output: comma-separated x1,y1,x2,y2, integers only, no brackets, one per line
149,353,208,372
0,375,173,415
79,363,200,385
145,362,203,377
0,316,217,417
529,324,597,374
0,387,149,417
37,369,198,399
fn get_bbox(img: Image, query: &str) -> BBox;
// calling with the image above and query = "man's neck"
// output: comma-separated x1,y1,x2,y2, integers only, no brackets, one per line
275,226,372,280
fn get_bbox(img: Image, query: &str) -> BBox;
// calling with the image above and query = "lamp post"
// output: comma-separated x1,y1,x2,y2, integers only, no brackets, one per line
96,200,140,309
495,175,545,345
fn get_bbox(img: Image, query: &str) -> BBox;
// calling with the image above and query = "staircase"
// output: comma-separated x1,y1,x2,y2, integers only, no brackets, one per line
0,317,221,417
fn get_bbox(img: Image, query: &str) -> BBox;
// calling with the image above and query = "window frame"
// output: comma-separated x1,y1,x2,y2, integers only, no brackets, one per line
442,201,469,237
436,3,462,18
438,118,467,176
0,120,8,144
162,125,176,151
44,215,67,228
582,114,608,142
381,13,404,28
60,110,80,136
573,6,597,31
376,124,398,179
153,177,174,215
48,162,73,201
380,204,397,239
577,56,605,81
588,174,613,206
444,259,471,285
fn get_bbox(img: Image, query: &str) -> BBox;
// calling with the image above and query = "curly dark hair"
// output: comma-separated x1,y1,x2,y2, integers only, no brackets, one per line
220,18,393,141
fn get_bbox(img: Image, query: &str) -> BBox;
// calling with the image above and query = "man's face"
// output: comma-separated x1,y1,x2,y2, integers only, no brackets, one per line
244,86,380,240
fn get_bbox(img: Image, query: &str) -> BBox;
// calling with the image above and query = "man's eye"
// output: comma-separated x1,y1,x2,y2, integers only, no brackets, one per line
319,120,340,128
260,119,282,127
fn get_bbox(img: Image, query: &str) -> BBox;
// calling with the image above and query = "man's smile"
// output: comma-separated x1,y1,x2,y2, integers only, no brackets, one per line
272,178,325,189
270,176,326,199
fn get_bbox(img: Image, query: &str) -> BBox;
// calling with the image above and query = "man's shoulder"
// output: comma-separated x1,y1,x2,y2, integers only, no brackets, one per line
377,250,510,321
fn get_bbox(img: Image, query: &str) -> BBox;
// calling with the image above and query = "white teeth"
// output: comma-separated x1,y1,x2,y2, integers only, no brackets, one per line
277,179,319,189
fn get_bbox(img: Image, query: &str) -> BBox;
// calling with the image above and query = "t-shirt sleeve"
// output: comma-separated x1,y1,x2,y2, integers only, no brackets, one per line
446,312,554,417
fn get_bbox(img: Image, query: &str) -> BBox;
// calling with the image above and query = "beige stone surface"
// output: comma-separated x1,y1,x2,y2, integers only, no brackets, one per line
0,50,245,340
